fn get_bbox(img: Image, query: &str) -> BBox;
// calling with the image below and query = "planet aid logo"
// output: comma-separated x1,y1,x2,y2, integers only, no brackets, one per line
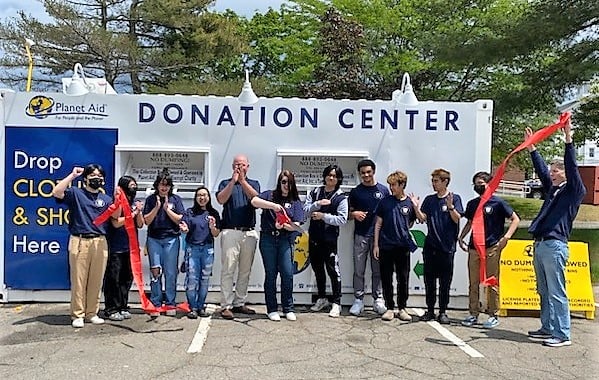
293,232,310,274
25,96,55,119
25,95,108,120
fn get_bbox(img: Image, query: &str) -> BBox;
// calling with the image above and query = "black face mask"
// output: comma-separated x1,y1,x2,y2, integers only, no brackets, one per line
473,184,486,195
88,178,103,190
126,187,137,199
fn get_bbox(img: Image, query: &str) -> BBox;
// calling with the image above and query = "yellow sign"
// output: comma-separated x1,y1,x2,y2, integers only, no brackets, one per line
499,240,595,319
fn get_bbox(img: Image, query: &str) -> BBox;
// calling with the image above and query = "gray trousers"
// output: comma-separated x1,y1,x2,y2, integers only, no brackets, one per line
353,234,383,301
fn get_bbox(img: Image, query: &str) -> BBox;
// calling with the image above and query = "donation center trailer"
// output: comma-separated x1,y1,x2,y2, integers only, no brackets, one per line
0,89,493,307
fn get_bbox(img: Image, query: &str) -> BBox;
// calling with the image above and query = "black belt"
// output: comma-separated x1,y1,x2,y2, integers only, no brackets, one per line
535,237,560,242
74,233,102,239
262,230,287,236
228,227,253,232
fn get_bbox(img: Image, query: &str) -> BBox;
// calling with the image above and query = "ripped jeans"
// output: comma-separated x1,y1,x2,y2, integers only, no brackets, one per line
184,243,214,311
147,236,180,307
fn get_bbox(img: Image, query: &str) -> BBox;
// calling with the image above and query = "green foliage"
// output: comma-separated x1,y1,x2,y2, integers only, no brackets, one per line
299,8,370,98
572,80,599,147
246,0,597,168
0,0,247,94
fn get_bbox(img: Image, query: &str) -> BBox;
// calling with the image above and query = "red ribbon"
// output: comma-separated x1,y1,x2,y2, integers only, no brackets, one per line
276,210,292,225
94,189,189,314
472,112,571,287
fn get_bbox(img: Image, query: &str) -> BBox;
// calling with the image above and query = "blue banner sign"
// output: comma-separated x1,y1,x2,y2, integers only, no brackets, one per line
4,127,118,289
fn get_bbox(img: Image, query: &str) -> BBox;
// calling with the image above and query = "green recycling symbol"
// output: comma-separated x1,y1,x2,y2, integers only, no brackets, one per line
410,229,426,278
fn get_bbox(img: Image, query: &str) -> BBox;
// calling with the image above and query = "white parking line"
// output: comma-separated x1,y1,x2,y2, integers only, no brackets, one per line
411,308,484,358
187,316,211,354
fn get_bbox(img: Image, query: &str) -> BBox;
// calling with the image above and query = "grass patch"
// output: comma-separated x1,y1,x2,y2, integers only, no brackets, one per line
503,196,599,221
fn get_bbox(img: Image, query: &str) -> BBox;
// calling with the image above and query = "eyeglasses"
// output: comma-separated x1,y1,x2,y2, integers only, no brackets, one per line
280,180,288,185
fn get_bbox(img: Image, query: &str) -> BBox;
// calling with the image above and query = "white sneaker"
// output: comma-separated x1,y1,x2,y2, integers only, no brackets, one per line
88,315,105,325
329,303,341,318
165,309,177,317
381,310,394,321
120,310,132,319
397,309,412,321
267,312,281,321
285,312,297,321
310,298,330,312
349,299,364,316
72,318,84,328
373,299,387,315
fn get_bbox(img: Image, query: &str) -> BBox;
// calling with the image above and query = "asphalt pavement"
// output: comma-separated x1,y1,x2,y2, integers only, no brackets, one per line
1,288,598,380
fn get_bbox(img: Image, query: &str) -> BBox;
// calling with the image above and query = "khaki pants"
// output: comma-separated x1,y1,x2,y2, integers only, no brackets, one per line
220,229,258,308
467,244,501,316
68,235,108,319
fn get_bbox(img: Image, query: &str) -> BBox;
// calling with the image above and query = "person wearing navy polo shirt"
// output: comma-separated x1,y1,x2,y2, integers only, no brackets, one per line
410,168,463,324
53,164,116,328
373,170,417,322
251,170,303,322
103,175,144,321
143,169,185,316
179,186,221,319
525,120,585,347
348,159,390,316
304,164,348,318
216,154,261,320
458,171,520,329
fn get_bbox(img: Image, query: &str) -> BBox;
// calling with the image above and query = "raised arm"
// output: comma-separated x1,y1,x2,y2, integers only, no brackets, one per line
52,166,83,199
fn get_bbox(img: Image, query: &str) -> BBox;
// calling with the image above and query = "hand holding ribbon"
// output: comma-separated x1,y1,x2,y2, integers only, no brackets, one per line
472,112,571,287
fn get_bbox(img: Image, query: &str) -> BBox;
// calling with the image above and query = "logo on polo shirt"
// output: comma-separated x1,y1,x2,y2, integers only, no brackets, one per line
284,202,291,209
441,204,448,212
401,206,410,215
484,205,493,214
374,191,383,199
94,199,106,208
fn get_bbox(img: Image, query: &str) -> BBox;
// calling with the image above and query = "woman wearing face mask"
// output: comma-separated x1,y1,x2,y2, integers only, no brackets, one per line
179,186,221,319
52,164,119,328
250,170,304,321
143,168,185,316
102,176,144,321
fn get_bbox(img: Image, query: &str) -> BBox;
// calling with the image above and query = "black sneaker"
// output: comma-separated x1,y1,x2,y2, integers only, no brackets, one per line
187,311,198,319
199,309,209,318
420,311,435,322
437,313,450,325
528,329,552,339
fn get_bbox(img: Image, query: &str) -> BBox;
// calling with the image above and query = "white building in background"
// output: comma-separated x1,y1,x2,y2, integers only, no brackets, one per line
558,82,598,165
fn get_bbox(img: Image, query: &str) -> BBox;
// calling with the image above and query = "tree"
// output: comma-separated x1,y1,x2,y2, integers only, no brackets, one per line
300,8,370,98
573,80,599,146
246,0,598,167
0,0,247,94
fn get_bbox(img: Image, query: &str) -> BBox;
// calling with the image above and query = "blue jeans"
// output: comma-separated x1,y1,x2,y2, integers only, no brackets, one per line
147,236,180,307
259,233,294,313
533,240,570,341
184,243,214,311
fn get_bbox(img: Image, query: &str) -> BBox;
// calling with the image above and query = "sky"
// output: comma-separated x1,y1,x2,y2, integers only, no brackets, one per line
0,0,288,22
